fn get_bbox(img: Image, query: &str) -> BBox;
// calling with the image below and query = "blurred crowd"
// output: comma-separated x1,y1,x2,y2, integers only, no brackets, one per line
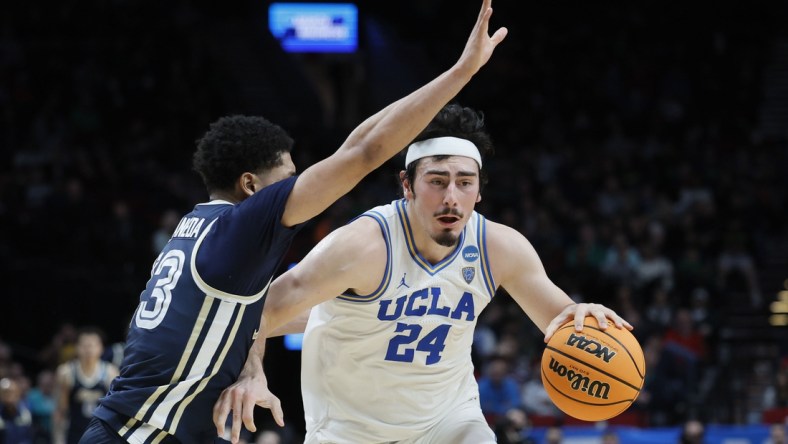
1,1,787,443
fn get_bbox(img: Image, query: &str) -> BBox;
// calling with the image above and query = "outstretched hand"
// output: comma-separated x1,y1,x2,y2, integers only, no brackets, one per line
458,0,509,75
212,369,283,444
543,303,633,343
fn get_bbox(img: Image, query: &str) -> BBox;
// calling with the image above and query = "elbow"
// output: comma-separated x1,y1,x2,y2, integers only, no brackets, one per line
345,141,386,174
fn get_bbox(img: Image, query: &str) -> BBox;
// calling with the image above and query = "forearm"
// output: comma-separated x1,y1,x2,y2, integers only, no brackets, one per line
243,317,270,376
267,309,310,337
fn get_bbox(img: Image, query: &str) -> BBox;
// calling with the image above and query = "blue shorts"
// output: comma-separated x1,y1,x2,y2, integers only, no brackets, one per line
79,416,234,444
78,417,128,444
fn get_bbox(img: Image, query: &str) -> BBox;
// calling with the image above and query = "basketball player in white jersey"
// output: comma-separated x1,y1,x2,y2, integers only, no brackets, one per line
214,102,634,444
82,0,506,442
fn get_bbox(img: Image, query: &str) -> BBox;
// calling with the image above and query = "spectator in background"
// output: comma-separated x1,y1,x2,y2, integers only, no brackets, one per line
635,242,674,293
601,429,620,444
545,425,563,444
565,222,606,293
521,359,560,419
150,208,181,254
0,377,34,444
479,356,523,424
494,407,536,444
763,360,788,411
766,423,787,444
601,233,640,287
679,419,705,444
716,221,762,307
25,369,56,443
635,334,688,426
662,308,708,407
644,287,674,334
37,324,78,370
663,308,708,366
0,343,11,381
53,327,118,444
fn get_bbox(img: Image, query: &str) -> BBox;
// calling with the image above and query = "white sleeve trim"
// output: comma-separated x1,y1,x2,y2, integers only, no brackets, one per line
191,219,271,305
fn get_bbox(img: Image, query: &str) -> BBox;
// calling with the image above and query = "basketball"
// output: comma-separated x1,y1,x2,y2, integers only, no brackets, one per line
540,317,645,422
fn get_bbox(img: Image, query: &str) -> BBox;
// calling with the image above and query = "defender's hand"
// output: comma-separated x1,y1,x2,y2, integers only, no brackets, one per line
213,370,284,444
457,0,509,75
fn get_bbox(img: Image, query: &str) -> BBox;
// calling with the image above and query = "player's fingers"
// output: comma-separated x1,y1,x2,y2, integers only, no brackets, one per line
615,313,634,330
543,315,569,342
230,392,243,443
242,396,257,433
271,396,285,427
592,310,611,329
573,305,589,331
477,0,492,26
490,27,508,45
212,391,230,437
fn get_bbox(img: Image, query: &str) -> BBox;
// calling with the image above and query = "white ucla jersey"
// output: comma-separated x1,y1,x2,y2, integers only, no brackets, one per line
302,199,496,443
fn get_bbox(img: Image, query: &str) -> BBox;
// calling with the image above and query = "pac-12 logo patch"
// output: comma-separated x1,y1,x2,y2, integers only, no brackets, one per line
462,267,476,284
462,246,480,262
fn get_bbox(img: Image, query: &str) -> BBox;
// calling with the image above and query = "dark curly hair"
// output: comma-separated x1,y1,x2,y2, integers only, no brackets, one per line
404,103,493,192
193,115,294,193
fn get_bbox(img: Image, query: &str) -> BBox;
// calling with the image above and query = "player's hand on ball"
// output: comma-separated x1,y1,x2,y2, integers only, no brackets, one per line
213,369,284,444
543,303,633,343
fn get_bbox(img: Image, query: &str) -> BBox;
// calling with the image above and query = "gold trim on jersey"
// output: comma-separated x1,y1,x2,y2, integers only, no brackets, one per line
168,304,246,432
191,219,273,305
395,199,465,275
130,296,213,426
476,214,496,298
338,210,393,302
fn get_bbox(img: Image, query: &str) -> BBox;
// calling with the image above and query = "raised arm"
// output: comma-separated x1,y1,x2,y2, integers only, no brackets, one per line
486,222,633,341
280,0,507,226
213,218,385,442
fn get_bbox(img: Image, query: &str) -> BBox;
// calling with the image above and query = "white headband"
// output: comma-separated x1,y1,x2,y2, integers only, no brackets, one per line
405,136,482,169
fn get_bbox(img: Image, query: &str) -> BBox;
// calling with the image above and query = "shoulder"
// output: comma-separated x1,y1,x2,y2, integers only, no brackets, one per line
484,220,532,256
56,362,73,385
483,219,543,279
105,362,120,379
321,216,387,260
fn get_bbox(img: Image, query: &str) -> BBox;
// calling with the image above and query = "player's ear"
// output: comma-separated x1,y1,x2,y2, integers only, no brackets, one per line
400,171,413,199
476,193,482,203
239,172,257,197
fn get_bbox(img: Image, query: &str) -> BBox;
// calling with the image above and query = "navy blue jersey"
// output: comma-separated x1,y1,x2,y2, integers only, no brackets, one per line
67,361,112,444
94,176,302,443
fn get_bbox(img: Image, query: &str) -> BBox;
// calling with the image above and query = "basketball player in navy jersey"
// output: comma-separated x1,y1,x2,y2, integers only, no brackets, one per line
215,103,634,443
54,327,118,444
79,0,507,442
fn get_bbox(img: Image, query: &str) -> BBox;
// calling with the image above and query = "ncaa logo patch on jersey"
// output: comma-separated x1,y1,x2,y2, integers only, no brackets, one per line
462,245,480,262
462,267,476,284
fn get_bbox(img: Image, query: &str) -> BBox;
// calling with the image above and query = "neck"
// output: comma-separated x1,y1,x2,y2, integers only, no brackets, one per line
405,205,456,264
79,359,99,375
209,190,243,204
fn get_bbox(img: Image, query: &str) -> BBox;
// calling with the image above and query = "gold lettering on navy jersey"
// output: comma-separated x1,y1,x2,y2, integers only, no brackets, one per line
172,217,205,239
377,287,475,321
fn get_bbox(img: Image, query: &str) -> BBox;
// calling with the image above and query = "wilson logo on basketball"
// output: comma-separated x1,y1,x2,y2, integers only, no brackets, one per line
566,333,617,363
547,357,611,399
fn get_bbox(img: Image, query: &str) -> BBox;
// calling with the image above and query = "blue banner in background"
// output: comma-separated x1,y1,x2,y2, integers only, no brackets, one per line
268,3,358,53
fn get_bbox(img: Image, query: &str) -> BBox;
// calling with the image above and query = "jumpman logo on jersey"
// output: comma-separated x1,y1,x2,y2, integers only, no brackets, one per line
397,273,410,289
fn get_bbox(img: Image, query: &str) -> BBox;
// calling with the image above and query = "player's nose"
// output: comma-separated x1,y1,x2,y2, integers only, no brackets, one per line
443,183,460,206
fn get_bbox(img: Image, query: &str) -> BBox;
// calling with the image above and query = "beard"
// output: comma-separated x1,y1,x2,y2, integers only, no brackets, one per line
432,230,459,247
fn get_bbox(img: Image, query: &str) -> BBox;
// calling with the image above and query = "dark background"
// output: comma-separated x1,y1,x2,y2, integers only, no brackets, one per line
2,0,788,442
